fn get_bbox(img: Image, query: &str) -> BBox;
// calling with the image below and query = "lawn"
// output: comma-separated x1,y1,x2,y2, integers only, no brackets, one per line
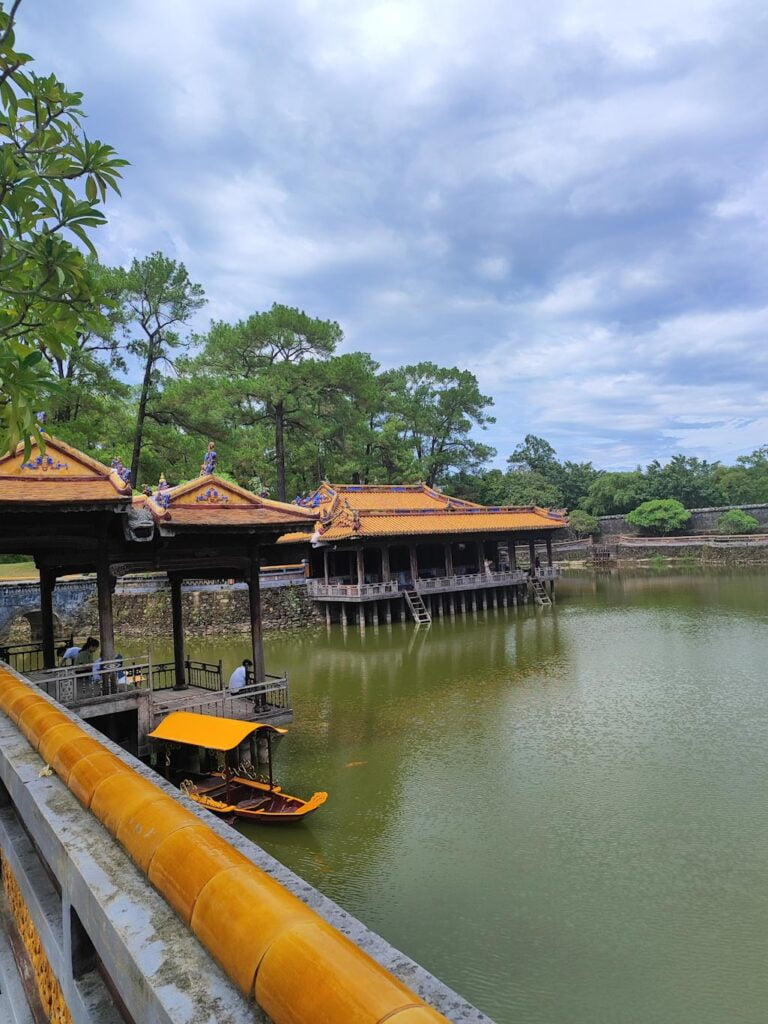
0,562,38,580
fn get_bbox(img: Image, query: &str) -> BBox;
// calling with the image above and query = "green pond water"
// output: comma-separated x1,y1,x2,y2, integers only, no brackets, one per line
124,569,768,1024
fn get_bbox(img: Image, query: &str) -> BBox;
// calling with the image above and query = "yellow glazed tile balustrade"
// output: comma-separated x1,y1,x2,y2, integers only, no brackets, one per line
0,667,452,1024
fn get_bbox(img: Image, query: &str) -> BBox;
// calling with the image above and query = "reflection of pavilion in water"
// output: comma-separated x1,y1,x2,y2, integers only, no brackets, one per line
276,482,568,625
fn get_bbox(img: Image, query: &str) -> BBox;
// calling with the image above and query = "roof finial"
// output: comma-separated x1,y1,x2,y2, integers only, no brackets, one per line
200,441,217,476
111,456,132,485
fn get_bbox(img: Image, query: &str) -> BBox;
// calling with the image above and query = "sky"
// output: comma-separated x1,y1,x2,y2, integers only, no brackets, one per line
20,0,768,470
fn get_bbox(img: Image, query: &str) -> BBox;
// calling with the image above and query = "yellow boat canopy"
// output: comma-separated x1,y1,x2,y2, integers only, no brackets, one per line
148,711,287,751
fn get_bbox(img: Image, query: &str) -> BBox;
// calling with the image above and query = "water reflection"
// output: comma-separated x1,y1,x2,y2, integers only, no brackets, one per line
120,571,768,1024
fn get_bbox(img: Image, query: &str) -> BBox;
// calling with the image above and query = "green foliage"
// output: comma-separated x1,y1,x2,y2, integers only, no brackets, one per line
582,471,649,515
716,509,760,534
0,2,127,455
503,468,563,507
649,554,667,571
626,498,691,534
379,362,495,486
114,252,205,485
568,509,600,538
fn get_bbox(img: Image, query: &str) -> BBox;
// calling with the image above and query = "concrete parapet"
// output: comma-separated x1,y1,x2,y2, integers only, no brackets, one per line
0,663,490,1023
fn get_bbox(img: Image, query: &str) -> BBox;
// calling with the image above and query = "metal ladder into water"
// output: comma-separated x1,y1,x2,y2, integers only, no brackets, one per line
528,577,552,607
403,589,432,624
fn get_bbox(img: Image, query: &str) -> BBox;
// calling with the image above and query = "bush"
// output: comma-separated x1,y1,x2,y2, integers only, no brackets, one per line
625,498,691,535
568,509,600,538
716,509,760,534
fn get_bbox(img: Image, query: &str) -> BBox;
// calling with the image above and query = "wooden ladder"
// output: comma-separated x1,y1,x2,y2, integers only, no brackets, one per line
529,577,552,607
404,589,432,624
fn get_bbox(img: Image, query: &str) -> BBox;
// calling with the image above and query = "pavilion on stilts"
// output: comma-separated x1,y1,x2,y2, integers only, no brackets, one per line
0,434,317,753
276,482,569,626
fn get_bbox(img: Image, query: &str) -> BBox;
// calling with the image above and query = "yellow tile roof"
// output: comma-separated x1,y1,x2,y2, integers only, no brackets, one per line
0,434,132,505
280,482,569,541
307,482,482,516
141,475,318,529
316,507,568,540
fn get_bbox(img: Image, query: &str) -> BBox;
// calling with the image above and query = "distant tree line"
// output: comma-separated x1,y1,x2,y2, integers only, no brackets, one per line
445,435,768,517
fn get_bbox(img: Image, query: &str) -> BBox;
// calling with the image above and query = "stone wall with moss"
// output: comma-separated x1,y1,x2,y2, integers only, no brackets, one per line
71,584,321,638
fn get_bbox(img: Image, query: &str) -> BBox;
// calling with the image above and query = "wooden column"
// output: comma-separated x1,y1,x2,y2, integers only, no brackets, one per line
409,544,419,584
381,546,391,583
40,568,56,669
476,540,484,572
248,554,266,683
444,542,454,578
96,547,115,664
323,548,330,585
356,547,365,592
528,540,536,572
546,536,553,566
509,538,517,569
170,576,187,689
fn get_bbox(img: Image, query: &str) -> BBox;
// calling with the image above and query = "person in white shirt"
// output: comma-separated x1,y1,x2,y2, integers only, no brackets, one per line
228,659,253,694
57,644,80,665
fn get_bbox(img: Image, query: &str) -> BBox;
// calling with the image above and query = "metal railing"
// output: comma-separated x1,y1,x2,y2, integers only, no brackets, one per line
0,637,74,675
151,676,291,720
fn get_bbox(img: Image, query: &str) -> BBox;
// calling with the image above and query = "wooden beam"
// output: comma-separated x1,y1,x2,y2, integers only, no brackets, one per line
381,545,391,583
248,553,266,684
323,548,330,585
356,548,365,592
170,576,187,689
409,544,418,584
546,535,553,566
39,568,56,669
96,547,115,664
444,542,454,577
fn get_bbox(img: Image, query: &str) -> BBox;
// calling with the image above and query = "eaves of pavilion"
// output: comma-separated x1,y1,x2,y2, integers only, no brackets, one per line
0,435,317,679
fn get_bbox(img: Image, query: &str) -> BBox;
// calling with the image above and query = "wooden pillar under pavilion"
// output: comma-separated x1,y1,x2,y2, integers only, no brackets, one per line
546,536,553,566
381,546,391,583
509,538,517,569
409,544,419,584
444,542,454,578
247,554,266,684
39,568,56,669
356,548,365,592
528,540,536,572
476,540,485,573
170,576,186,690
96,546,115,665
323,548,330,585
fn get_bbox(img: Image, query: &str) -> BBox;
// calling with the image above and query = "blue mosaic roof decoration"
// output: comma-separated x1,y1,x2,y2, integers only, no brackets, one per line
110,457,132,484
195,487,230,505
21,454,69,472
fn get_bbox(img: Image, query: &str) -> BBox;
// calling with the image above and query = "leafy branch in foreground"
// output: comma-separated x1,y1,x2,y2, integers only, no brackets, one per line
0,0,127,455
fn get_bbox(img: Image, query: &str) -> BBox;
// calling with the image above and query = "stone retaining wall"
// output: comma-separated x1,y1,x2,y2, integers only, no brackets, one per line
72,585,322,639
597,503,768,536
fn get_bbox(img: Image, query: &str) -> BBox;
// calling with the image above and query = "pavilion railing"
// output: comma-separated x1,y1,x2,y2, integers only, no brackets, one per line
149,662,177,691
33,655,153,707
415,569,531,593
151,676,291,721
307,580,400,599
0,637,74,675
186,659,223,691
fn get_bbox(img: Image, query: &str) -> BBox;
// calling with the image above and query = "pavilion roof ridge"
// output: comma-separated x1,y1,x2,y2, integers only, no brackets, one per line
0,433,132,503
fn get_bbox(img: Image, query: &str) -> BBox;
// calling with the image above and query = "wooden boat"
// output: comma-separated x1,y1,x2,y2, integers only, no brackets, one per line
148,711,327,824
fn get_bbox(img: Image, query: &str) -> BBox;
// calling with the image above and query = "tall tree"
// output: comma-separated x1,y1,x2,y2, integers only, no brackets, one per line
117,252,205,486
194,304,342,499
0,0,126,454
380,363,495,485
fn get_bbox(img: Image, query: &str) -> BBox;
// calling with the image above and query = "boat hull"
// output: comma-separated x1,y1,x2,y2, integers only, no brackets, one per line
180,773,327,824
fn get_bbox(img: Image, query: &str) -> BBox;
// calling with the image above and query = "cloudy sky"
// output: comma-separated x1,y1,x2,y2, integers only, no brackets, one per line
22,0,768,469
